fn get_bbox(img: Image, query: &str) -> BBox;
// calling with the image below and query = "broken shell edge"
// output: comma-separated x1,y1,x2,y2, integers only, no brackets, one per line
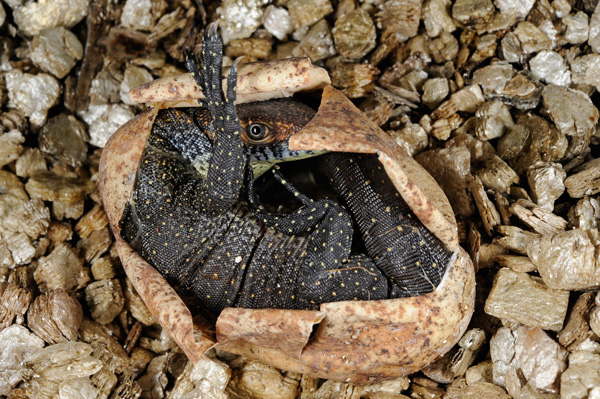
128,57,331,107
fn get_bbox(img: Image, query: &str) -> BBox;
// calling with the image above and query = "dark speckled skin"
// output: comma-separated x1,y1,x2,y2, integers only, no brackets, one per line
118,26,451,316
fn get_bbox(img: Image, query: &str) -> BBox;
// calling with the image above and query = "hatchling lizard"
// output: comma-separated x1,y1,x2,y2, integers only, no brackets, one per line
119,24,453,316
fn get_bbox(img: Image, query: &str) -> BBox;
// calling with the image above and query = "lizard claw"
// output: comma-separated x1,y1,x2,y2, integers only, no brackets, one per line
206,20,219,37
230,56,244,69
185,53,206,97
226,57,244,95
224,57,243,110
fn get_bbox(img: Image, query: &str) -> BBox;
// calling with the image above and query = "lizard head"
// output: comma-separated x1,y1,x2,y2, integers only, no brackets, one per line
237,98,322,178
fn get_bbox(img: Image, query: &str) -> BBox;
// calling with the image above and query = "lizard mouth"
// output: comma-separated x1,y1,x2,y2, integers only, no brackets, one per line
248,148,326,179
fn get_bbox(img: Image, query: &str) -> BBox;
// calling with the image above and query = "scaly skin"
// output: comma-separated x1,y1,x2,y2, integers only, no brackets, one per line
119,25,452,316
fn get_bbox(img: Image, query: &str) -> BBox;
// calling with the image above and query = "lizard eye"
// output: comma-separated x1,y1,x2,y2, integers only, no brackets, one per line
246,123,268,141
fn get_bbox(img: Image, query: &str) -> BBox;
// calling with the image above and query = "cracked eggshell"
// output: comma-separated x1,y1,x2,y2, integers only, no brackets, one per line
128,57,331,106
99,59,475,384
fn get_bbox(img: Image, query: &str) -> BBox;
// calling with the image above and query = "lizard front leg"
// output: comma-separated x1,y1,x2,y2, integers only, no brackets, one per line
186,22,245,210
245,166,391,305
323,153,454,296
120,23,255,315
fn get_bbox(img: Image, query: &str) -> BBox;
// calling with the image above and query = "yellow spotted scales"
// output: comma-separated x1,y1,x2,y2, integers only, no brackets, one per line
119,25,452,316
